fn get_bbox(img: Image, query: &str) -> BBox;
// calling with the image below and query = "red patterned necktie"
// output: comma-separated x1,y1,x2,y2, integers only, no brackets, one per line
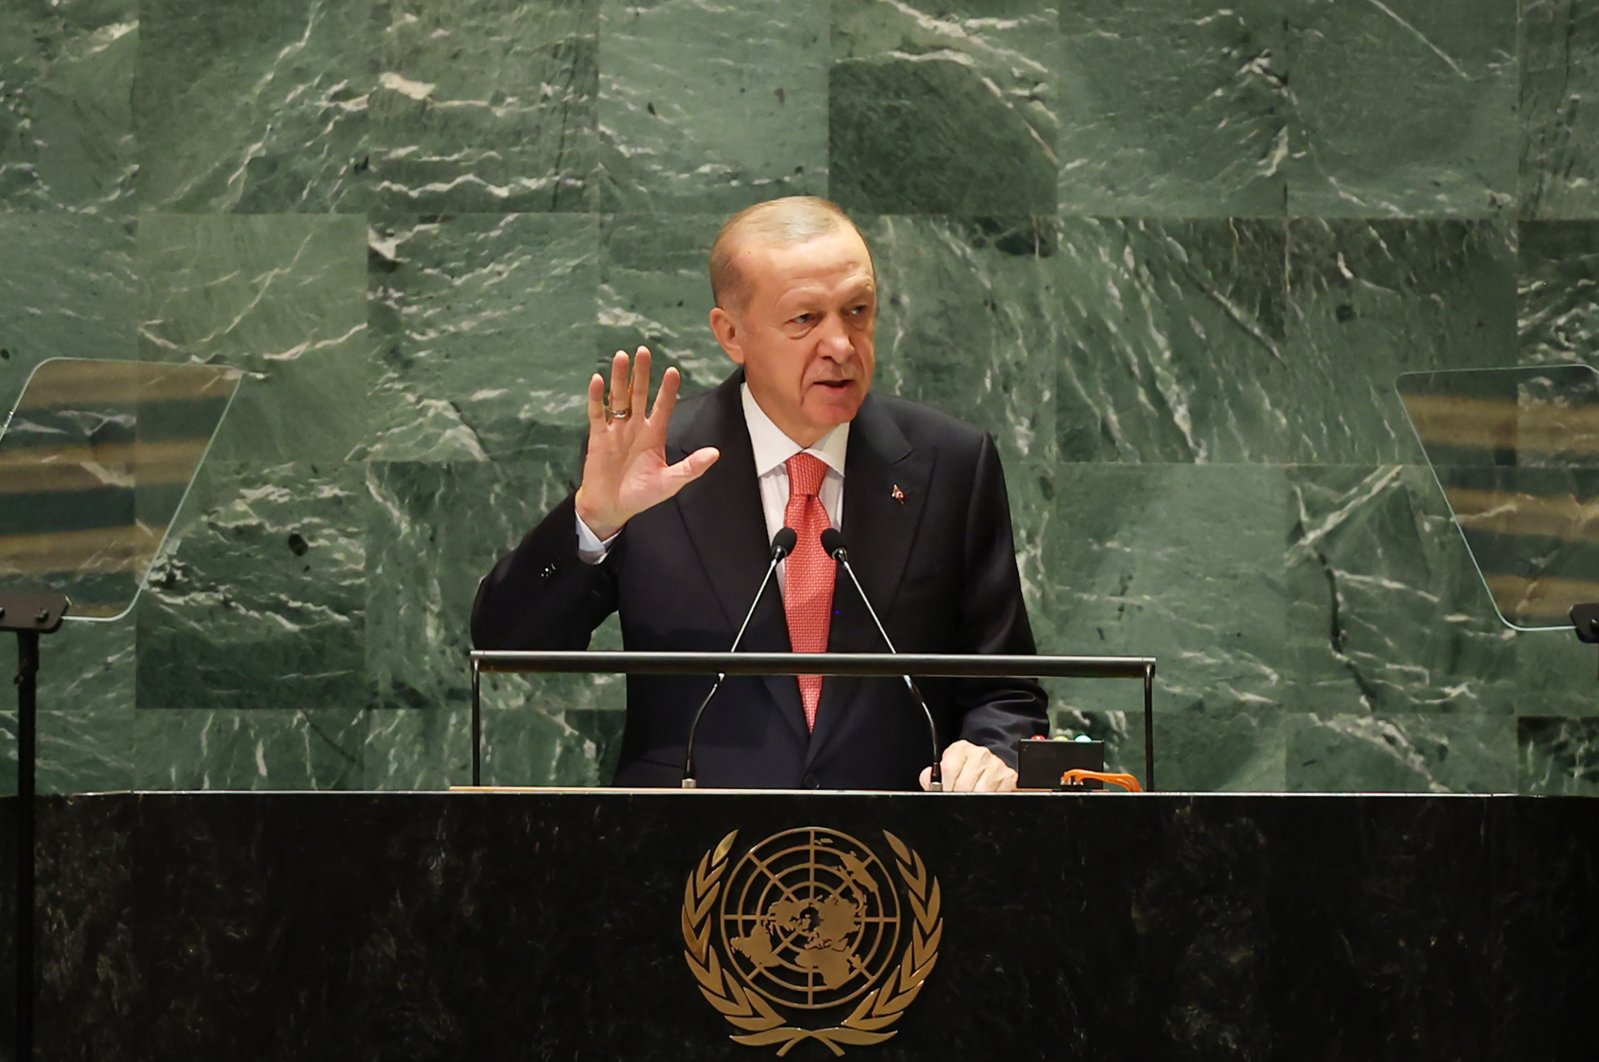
783,453,836,731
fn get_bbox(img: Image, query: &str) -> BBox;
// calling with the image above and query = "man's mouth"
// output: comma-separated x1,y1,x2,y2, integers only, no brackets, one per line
814,379,852,391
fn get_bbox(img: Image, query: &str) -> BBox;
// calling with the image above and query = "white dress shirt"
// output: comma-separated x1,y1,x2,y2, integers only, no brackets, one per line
577,383,848,591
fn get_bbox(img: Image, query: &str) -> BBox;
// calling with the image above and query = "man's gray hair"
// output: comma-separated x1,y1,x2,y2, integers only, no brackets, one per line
709,196,872,313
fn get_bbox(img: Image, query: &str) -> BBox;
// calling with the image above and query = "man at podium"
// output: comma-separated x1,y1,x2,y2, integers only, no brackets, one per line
473,197,1046,791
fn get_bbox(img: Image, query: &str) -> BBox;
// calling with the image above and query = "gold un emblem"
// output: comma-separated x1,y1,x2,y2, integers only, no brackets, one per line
682,827,943,1056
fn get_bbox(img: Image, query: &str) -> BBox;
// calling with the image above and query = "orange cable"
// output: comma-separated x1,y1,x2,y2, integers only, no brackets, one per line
1059,768,1144,793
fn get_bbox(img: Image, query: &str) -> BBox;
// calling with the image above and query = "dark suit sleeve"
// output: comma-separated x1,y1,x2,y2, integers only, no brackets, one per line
470,492,621,650
952,433,1048,764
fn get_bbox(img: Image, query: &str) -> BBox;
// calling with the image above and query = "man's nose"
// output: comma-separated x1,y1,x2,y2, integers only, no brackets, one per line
816,313,854,359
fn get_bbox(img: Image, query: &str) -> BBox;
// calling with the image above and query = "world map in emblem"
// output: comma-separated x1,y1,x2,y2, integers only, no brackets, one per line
718,827,902,1009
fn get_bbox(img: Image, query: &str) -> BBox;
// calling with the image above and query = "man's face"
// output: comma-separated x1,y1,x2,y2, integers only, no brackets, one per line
710,226,878,447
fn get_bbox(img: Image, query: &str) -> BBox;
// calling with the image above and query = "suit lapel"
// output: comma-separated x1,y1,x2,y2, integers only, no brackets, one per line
670,371,809,745
806,395,935,768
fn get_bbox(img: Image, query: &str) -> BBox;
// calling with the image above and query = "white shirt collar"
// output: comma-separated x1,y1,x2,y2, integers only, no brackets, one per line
741,382,849,478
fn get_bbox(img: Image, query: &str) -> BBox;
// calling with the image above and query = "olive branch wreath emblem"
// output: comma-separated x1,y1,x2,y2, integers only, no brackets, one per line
681,829,943,1057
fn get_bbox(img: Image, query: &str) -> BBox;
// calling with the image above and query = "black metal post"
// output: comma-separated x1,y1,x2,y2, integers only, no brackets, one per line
14,629,37,1062
471,660,482,788
3,591,67,1062
1143,662,1156,792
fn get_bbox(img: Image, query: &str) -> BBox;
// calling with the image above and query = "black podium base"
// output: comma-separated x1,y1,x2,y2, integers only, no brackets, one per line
2,791,1595,1061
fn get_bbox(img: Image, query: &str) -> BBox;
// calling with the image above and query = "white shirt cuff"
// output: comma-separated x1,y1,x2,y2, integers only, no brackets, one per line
575,511,620,564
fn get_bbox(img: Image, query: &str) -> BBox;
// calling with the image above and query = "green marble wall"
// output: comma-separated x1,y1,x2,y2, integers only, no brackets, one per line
2,0,1596,795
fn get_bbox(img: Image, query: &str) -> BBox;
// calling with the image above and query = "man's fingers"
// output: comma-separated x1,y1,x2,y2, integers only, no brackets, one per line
667,447,720,488
974,761,1016,793
630,345,652,412
950,751,987,792
608,350,630,412
587,373,605,425
936,746,962,789
938,742,978,791
651,365,683,424
925,743,1015,792
949,757,1010,792
935,740,1014,792
918,766,934,791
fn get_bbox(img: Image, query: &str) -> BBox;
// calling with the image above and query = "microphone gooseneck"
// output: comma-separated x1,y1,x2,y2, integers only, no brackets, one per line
682,527,796,788
820,529,944,792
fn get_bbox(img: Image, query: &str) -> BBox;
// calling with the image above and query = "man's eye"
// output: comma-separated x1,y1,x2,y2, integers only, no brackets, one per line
791,313,814,325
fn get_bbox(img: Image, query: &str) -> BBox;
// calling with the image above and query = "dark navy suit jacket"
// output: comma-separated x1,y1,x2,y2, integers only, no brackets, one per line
471,370,1047,789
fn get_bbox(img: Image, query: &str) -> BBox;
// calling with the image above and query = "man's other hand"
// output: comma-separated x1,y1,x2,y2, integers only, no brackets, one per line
575,345,720,539
919,739,1017,793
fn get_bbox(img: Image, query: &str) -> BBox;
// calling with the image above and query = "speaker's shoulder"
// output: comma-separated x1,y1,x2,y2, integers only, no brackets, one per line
869,392,990,451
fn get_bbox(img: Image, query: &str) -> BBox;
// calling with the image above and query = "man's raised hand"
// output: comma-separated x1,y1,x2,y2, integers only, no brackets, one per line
574,346,720,540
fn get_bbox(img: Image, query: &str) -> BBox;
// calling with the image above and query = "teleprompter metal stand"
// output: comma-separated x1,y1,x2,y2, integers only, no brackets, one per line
468,650,1157,790
2,357,241,1061
3,591,67,1062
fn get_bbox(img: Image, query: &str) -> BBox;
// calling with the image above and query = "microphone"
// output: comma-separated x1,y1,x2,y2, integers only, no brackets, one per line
820,529,943,792
682,527,797,788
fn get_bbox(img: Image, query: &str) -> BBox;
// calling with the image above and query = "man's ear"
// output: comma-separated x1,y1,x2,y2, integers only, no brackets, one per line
709,306,745,365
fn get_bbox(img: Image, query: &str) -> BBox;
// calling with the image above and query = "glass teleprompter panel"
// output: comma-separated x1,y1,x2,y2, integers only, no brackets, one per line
1397,364,1599,632
0,358,240,621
